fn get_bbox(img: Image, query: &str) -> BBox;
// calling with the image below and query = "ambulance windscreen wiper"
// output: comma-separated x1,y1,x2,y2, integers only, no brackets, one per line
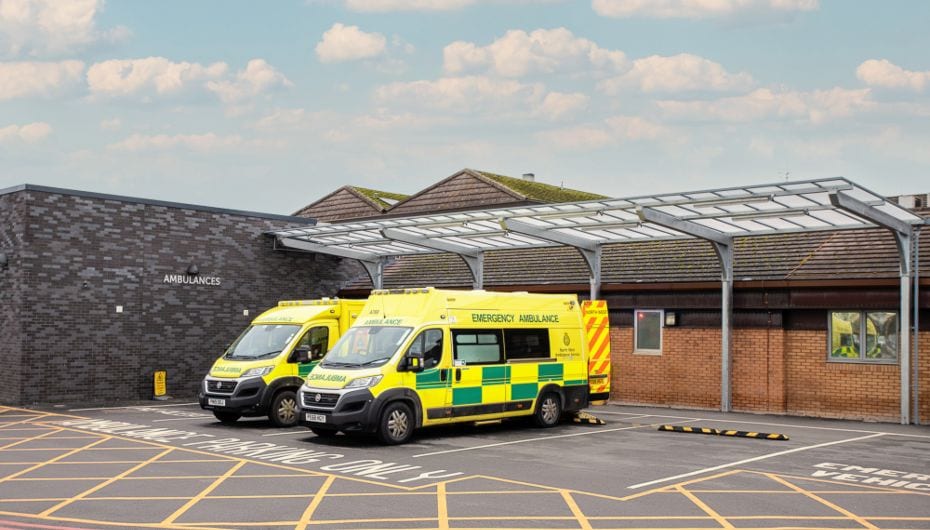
357,358,389,367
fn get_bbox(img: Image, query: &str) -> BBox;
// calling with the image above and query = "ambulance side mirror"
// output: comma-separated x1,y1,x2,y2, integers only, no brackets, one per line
293,348,311,364
401,351,424,373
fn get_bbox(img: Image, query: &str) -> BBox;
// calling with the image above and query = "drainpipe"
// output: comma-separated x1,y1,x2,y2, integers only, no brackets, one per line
914,226,922,425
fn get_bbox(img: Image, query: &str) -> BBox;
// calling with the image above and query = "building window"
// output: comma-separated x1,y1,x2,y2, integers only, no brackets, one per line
829,311,898,363
634,309,663,354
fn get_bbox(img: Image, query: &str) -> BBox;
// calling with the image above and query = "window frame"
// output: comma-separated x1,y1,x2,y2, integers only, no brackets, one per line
633,309,664,355
451,329,504,366
827,310,899,365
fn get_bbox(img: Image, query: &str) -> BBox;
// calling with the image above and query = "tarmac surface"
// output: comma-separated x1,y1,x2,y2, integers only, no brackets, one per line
0,401,928,530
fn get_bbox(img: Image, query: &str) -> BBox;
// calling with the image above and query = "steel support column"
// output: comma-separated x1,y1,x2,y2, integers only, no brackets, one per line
830,192,915,424
637,207,735,412
502,219,602,299
381,228,485,289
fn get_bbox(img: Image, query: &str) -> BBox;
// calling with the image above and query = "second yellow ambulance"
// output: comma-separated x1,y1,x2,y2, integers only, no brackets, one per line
297,288,610,443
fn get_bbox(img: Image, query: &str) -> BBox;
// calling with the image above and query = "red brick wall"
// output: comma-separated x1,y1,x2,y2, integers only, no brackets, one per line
611,326,720,409
733,328,787,413
609,325,929,423
785,330,900,421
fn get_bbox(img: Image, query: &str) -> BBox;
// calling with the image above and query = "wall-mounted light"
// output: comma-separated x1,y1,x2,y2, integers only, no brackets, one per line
186,264,199,275
664,311,677,327
0,252,7,269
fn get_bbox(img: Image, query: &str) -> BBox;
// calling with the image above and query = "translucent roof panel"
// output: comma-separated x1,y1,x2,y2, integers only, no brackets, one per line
269,177,923,258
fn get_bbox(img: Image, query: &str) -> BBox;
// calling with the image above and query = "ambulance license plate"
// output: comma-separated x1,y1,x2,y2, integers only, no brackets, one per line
305,413,326,423
207,398,226,407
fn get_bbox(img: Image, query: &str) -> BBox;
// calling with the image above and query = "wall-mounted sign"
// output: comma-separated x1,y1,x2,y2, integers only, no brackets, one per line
163,274,222,286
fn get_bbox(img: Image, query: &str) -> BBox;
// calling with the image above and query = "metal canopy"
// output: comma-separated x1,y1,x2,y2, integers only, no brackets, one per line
269,177,923,422
271,178,922,264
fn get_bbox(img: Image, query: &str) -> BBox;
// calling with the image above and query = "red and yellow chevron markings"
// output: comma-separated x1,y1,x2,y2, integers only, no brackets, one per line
581,300,611,400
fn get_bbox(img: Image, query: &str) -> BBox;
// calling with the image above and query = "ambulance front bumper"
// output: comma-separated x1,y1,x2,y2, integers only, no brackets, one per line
199,376,267,415
298,385,376,432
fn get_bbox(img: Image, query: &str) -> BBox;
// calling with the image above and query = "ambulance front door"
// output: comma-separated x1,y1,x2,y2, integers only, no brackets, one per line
407,328,453,425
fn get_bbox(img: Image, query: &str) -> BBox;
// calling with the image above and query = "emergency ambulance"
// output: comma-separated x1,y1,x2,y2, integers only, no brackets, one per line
199,298,365,427
297,288,611,444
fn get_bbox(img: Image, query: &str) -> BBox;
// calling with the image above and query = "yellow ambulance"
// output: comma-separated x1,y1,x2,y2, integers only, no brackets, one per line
297,288,610,444
199,298,365,427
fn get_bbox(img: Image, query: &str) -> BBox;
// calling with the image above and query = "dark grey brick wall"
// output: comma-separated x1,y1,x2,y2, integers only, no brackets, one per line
3,189,363,405
0,192,26,404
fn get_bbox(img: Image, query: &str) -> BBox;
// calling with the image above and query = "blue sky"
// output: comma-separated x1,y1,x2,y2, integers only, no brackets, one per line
2,0,929,214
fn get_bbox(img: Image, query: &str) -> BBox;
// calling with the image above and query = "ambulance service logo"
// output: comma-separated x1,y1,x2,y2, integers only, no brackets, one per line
563,332,570,346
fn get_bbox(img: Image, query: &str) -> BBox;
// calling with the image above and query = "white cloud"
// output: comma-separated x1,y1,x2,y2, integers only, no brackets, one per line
0,121,52,143
0,0,128,57
534,115,669,151
535,92,589,120
444,28,627,78
316,23,386,63
107,132,244,153
375,75,545,114
87,57,228,97
0,60,84,100
857,59,930,92
598,53,754,93
206,59,292,103
657,87,873,124
342,0,477,12
99,117,121,131
591,0,818,19
254,108,311,131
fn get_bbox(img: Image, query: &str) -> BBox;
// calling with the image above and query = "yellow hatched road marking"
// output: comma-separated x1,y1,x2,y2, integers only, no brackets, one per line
766,472,879,530
40,446,176,517
295,473,336,530
675,484,734,529
161,459,246,525
437,481,449,530
0,509,229,530
0,436,111,483
0,428,63,452
560,489,593,530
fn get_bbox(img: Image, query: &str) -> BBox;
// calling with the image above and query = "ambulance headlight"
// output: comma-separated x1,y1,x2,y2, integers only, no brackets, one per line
344,375,382,389
241,366,274,378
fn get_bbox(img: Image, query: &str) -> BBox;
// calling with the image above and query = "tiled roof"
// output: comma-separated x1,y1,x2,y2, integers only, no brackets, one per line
292,186,408,222
383,169,606,217
477,171,608,202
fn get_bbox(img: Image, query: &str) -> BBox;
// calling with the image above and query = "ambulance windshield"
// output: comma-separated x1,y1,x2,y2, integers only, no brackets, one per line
225,324,300,360
321,326,411,367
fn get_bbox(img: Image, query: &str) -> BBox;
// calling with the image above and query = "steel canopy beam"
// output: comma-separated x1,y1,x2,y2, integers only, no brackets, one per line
830,191,915,425
502,219,603,299
637,206,735,413
381,228,485,289
278,237,385,288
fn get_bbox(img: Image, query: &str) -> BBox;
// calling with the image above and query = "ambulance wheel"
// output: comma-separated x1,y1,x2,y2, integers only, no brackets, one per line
270,390,299,427
213,410,240,424
377,401,413,445
534,393,561,427
310,427,339,438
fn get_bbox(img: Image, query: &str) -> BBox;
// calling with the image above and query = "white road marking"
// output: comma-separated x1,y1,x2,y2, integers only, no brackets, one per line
151,416,212,422
626,432,887,490
262,429,311,437
412,417,682,458
69,403,199,412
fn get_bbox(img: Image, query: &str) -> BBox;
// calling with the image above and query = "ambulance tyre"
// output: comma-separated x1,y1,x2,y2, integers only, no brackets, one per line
310,427,339,438
270,390,299,427
213,411,240,424
377,401,414,445
534,392,561,428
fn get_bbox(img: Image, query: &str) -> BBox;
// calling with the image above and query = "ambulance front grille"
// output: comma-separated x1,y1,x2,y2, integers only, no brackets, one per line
301,391,339,408
207,380,237,394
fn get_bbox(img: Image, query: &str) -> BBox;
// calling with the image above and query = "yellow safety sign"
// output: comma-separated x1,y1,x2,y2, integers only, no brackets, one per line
154,370,167,397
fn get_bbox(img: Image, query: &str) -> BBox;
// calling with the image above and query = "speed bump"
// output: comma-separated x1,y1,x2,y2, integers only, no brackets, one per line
658,424,788,440
572,411,606,425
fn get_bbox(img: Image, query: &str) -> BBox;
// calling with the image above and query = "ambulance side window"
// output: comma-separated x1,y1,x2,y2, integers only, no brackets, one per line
452,330,503,365
295,326,330,361
504,329,551,360
406,329,444,369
